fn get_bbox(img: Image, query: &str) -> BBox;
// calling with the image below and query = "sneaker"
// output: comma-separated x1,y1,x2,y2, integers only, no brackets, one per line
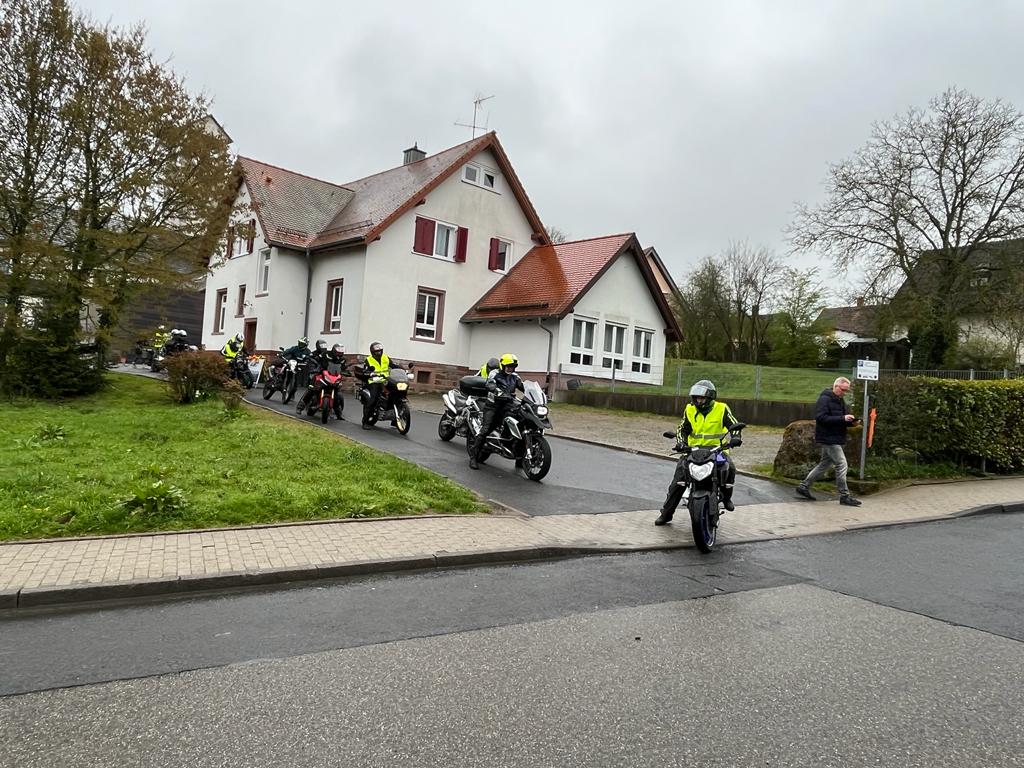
839,495,862,507
654,511,673,526
722,498,735,512
795,485,816,501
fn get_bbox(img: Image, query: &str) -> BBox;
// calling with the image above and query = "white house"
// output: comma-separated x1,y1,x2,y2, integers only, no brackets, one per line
203,132,681,390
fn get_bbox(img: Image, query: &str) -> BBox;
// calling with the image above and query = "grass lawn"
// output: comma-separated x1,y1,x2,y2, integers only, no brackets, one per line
0,375,486,541
588,359,850,403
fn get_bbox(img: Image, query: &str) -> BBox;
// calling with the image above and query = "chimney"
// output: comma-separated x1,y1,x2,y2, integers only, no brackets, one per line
855,296,865,308
403,143,426,165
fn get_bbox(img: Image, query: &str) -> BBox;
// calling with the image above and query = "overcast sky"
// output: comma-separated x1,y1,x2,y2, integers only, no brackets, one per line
78,0,1024,300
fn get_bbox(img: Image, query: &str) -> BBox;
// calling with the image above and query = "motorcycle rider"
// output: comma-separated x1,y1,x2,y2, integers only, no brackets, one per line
281,336,312,362
359,341,403,429
220,332,244,362
654,379,740,526
301,340,349,416
469,353,525,470
478,357,500,377
164,329,191,355
152,325,169,352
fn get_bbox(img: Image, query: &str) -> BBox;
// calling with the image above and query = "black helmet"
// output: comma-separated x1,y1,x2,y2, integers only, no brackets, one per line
370,342,384,357
689,379,716,414
316,339,327,352
486,357,500,374
331,344,344,356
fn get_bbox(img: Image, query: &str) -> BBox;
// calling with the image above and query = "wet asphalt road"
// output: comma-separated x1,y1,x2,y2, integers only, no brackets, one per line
247,389,794,515
1,514,1022,766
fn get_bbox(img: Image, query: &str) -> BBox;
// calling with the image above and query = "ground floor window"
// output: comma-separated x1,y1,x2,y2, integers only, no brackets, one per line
632,328,654,373
602,323,625,370
570,317,596,365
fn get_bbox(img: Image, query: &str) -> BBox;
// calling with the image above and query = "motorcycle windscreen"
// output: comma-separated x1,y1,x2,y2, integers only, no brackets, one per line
523,380,546,406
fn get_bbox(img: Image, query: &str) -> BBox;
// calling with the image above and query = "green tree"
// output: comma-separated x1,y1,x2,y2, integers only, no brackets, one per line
790,88,1024,368
0,0,236,397
765,268,827,368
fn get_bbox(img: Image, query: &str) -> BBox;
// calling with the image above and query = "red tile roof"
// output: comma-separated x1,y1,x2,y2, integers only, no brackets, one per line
237,133,548,251
462,233,683,341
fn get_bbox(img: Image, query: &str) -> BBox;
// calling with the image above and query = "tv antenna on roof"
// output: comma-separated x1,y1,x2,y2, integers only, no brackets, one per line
455,93,495,138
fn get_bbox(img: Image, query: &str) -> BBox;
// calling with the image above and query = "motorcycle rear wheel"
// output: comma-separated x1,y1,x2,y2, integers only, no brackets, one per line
689,495,717,553
438,414,457,441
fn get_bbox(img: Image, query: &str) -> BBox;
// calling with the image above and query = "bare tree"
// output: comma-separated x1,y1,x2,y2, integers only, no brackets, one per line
722,241,784,363
790,88,1024,367
545,225,569,244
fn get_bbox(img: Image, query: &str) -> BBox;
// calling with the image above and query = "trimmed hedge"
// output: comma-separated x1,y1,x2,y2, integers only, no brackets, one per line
872,377,1024,470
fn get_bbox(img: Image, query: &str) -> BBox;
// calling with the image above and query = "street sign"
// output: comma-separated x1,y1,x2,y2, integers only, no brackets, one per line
856,359,879,381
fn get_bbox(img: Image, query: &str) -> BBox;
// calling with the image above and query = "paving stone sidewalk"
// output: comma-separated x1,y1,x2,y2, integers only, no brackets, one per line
2,473,1022,611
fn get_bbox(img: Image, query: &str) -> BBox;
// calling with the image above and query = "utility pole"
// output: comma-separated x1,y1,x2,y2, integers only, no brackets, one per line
455,93,495,137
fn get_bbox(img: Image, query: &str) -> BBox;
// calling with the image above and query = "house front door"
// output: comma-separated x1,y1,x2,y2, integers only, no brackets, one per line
244,319,257,351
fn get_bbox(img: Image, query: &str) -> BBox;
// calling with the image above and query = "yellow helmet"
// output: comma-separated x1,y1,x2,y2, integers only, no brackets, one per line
499,353,518,370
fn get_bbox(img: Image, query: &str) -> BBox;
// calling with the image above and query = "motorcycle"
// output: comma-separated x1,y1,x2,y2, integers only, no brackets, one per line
662,423,746,553
465,379,553,482
227,353,255,389
262,350,308,403
297,362,347,423
356,364,414,435
437,375,486,442
150,342,194,372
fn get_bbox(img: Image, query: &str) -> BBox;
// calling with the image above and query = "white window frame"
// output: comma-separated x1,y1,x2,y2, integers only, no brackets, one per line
434,222,457,260
256,248,271,294
415,290,441,340
232,226,248,257
215,289,227,333
602,322,626,371
631,328,654,374
570,317,596,366
462,162,499,192
328,282,343,332
493,238,511,272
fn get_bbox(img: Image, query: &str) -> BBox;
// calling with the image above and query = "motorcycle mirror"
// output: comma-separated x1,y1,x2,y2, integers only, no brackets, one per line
731,423,747,432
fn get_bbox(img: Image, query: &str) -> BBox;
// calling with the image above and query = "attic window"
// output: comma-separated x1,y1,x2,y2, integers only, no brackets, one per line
463,162,499,192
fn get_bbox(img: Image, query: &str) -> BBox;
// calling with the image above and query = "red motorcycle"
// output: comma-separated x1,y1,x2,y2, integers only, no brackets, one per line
297,362,347,423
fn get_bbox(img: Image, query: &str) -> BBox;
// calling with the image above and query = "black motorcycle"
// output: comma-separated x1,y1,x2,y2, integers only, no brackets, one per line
262,350,308,403
465,379,553,481
437,375,487,441
227,353,254,389
150,341,193,372
356,365,414,435
662,423,745,553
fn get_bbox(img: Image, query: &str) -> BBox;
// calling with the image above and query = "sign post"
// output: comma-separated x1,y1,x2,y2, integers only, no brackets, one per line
855,359,879,479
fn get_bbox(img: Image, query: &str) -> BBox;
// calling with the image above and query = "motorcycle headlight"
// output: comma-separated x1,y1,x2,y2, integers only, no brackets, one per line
688,462,714,481
535,406,548,417
397,382,408,390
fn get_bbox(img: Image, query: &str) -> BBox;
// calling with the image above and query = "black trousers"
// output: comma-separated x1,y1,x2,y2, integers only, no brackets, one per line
472,401,512,459
362,382,383,423
660,454,735,516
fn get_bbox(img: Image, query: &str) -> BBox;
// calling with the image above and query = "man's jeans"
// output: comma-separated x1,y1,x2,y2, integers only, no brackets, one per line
803,444,850,496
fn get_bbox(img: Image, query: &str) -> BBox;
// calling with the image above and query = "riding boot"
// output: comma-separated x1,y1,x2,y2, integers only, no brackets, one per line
469,434,483,470
722,485,735,512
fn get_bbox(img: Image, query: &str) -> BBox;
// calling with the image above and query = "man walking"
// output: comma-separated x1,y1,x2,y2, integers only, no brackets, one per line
796,376,862,506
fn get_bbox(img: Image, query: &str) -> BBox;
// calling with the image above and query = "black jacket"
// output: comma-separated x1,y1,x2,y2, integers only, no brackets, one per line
814,388,851,445
485,370,525,402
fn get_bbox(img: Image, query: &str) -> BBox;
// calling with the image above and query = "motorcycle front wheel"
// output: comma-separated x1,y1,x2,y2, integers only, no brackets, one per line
282,373,296,404
321,398,331,424
437,414,457,441
395,405,412,435
689,494,717,553
522,433,552,482
262,377,277,400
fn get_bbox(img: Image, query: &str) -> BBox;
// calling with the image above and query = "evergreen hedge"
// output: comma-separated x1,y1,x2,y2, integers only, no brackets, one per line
872,377,1024,471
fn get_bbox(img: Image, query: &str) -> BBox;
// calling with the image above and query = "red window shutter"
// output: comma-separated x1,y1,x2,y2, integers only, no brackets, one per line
414,217,435,255
455,227,468,263
246,218,255,253
488,238,499,270
226,225,234,258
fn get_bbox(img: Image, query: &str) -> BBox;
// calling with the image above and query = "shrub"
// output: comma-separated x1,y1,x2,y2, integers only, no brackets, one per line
872,377,1024,470
164,352,229,404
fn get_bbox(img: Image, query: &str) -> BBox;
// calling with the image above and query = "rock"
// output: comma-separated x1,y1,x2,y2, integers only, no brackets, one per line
773,420,862,480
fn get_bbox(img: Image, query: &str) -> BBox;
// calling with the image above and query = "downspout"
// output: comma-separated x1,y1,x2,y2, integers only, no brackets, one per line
537,317,554,398
302,247,312,338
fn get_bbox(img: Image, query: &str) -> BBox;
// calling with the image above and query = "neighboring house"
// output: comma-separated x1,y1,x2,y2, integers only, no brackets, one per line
815,302,910,369
204,132,681,389
462,234,682,389
642,246,683,306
